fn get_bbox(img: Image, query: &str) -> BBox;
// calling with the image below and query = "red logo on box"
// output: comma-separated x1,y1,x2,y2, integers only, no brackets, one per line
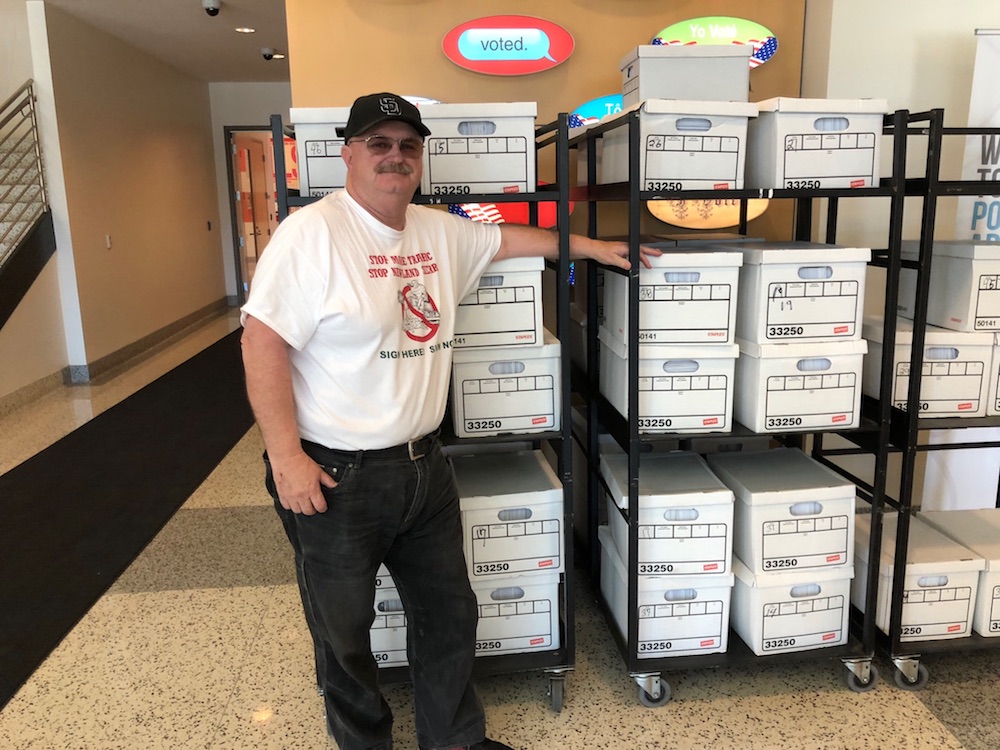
707,331,726,337
959,402,973,410
700,638,717,648
713,182,731,190
503,185,522,194
826,554,842,563
834,325,849,334
851,179,866,188
832,414,847,423
532,416,548,425
822,632,838,641
948,624,963,632
538,559,553,568
703,417,719,426
530,637,545,645
704,563,719,571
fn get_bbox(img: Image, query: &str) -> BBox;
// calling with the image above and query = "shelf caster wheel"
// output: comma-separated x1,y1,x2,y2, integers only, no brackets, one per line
638,682,671,707
845,664,879,693
893,663,929,691
547,676,565,713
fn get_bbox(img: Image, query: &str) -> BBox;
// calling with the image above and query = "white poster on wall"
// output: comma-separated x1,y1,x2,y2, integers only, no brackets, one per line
922,29,1000,511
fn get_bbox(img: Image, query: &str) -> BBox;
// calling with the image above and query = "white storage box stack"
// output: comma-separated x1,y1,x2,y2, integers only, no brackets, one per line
598,327,739,433
728,241,870,432
598,99,758,190
450,329,560,439
290,106,351,197
745,98,888,190
862,316,993,417
734,338,868,432
620,44,752,106
452,450,564,655
372,584,408,667
853,510,985,641
600,526,734,658
918,509,1000,637
602,248,744,345
454,256,545,349
418,102,537,195
895,240,1000,330
707,448,856,655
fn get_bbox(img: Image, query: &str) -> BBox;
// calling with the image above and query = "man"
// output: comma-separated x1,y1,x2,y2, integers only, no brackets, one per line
241,92,657,750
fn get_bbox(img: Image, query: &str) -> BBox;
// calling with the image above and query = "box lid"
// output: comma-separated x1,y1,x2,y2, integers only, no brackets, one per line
706,448,856,505
917,510,1000,568
598,325,740,360
862,316,995,347
728,240,872,265
913,239,1000,261
737,337,868,359
640,248,744,269
482,255,545,273
453,328,559,363
289,106,351,124
453,450,560,510
620,43,752,69
599,452,734,510
733,557,854,588
854,511,986,573
418,102,538,119
755,97,888,115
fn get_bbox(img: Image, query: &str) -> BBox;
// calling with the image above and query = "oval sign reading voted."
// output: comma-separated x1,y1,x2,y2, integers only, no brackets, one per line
443,15,574,76
653,16,778,68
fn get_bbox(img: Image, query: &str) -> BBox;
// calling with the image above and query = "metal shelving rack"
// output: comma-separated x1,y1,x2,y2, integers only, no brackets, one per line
269,112,577,711
819,109,1000,690
568,108,913,704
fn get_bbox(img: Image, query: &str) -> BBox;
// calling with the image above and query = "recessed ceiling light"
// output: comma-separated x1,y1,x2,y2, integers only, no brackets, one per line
235,27,255,33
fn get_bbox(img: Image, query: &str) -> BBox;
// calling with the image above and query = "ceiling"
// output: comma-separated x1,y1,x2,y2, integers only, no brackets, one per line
44,0,290,83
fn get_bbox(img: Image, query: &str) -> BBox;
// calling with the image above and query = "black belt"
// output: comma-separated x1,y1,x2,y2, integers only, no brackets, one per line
303,432,439,463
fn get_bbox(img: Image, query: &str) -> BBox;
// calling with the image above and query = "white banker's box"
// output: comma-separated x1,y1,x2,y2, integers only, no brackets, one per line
451,329,560,438
992,333,1000,416
455,256,544,349
896,240,1000,331
598,327,738,433
599,527,733,658
731,558,853,655
620,45,752,107
707,448,856,575
418,102,536,195
734,338,867,432
598,99,758,190
731,242,870,344
599,452,734,577
472,574,560,655
602,249,743,345
745,97,887,189
862,316,993,417
918,509,1000,637
853,511,984,641
453,450,564,581
290,106,351,197
371,586,408,667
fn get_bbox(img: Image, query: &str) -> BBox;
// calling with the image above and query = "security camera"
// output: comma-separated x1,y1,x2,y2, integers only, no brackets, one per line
201,0,220,17
261,47,275,61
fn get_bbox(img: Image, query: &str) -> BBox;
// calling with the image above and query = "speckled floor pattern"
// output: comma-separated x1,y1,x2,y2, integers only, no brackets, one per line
1,310,998,749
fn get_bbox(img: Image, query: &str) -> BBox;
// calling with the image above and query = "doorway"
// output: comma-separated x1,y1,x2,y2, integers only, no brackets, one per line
225,126,295,303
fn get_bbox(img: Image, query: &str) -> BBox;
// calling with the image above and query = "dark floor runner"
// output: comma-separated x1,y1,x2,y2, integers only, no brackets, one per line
0,329,255,708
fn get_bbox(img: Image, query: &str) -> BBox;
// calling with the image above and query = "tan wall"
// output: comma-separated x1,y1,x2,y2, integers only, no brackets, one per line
44,5,224,363
286,0,806,240
1,0,33,86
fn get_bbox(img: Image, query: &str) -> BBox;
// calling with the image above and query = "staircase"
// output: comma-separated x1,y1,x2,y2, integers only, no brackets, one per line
0,80,55,330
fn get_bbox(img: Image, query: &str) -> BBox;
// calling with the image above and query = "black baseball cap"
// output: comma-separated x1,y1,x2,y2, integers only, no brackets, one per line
342,93,431,141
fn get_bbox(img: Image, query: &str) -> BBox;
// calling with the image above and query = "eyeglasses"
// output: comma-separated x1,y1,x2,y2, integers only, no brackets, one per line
348,134,424,158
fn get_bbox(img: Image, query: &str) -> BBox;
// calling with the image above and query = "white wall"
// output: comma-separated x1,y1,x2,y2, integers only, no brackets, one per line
209,82,292,301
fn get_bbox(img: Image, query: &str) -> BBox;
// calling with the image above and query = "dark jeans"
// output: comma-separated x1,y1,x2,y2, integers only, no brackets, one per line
265,437,485,750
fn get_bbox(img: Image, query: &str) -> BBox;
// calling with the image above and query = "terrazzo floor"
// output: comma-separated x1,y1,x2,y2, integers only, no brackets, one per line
1,309,999,749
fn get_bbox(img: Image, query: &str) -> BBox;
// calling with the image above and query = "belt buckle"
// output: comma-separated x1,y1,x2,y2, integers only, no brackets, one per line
407,438,425,461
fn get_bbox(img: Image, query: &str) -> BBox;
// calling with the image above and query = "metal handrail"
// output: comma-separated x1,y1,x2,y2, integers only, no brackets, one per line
0,79,48,269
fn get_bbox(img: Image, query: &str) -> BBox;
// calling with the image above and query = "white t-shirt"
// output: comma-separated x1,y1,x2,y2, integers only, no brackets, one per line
241,190,502,450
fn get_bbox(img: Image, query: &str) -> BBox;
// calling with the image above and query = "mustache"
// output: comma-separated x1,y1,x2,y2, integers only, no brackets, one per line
376,162,414,176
